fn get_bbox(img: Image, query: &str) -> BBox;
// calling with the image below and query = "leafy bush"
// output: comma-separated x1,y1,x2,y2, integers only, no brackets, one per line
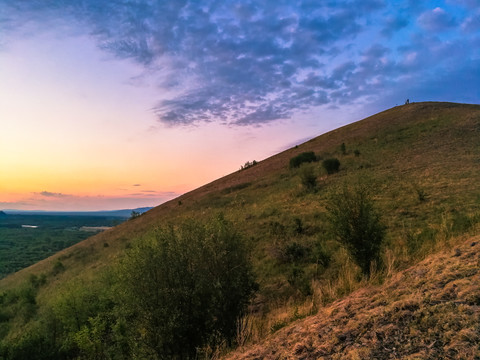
287,266,312,296
326,183,385,276
129,210,141,219
298,165,317,191
117,215,256,358
289,151,316,168
322,158,341,174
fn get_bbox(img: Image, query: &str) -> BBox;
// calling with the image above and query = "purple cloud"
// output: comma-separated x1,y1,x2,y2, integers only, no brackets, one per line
37,191,69,198
418,7,457,32
1,0,479,127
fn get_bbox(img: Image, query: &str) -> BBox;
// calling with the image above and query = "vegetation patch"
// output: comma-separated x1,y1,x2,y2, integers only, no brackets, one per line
289,151,317,168
222,182,253,194
327,182,385,276
322,158,341,174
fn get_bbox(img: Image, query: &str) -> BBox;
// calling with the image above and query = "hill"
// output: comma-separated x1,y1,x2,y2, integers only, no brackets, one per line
1,102,480,358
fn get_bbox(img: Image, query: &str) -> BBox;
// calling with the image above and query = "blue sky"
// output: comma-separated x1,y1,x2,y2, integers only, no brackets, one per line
0,0,479,210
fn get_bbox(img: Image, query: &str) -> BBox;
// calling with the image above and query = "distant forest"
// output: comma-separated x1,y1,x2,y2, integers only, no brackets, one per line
0,214,124,278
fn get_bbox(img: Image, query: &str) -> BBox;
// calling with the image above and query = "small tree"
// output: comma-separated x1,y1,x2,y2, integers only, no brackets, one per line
322,158,340,174
289,152,316,168
326,183,385,277
299,165,317,191
129,210,141,219
117,216,256,358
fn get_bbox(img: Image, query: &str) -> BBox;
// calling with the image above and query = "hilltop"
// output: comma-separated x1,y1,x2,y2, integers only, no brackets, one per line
1,102,480,358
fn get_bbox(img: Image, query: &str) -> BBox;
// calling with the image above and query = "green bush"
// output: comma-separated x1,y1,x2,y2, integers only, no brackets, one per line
129,210,141,219
51,260,65,275
287,266,312,296
289,152,316,168
322,158,340,174
326,183,385,276
298,165,317,191
117,215,256,358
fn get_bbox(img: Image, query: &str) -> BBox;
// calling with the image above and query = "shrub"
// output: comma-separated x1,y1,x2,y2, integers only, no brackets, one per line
287,266,312,296
240,160,257,170
270,320,288,333
354,149,360,157
298,165,317,191
326,183,385,276
52,260,65,275
291,217,303,235
289,152,316,168
415,187,427,202
340,143,346,155
322,158,340,174
129,210,141,219
117,215,256,358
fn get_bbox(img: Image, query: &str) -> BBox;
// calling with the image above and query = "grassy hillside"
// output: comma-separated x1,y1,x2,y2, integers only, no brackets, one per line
229,235,480,359
1,102,480,357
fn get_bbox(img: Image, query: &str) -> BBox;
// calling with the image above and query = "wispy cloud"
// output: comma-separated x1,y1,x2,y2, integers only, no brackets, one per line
2,0,478,126
418,7,457,32
5,190,181,211
36,191,69,198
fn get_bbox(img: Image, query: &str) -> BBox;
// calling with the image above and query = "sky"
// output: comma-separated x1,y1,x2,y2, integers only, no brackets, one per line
0,0,479,211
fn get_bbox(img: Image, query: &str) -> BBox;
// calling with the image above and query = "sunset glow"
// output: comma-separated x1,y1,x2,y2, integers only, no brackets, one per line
1,0,479,211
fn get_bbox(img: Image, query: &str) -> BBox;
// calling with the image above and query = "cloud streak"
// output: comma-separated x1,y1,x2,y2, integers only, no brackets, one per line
2,0,478,126
2,190,181,212
36,191,70,198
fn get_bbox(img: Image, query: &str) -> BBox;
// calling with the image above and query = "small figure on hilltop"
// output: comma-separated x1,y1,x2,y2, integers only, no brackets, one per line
405,98,410,105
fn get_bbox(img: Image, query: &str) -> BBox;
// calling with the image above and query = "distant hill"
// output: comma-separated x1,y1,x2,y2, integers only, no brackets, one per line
0,211,7,218
3,207,153,217
1,102,480,358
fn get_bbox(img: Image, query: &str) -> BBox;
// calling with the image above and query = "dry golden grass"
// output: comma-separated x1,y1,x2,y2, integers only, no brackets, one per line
227,235,480,359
